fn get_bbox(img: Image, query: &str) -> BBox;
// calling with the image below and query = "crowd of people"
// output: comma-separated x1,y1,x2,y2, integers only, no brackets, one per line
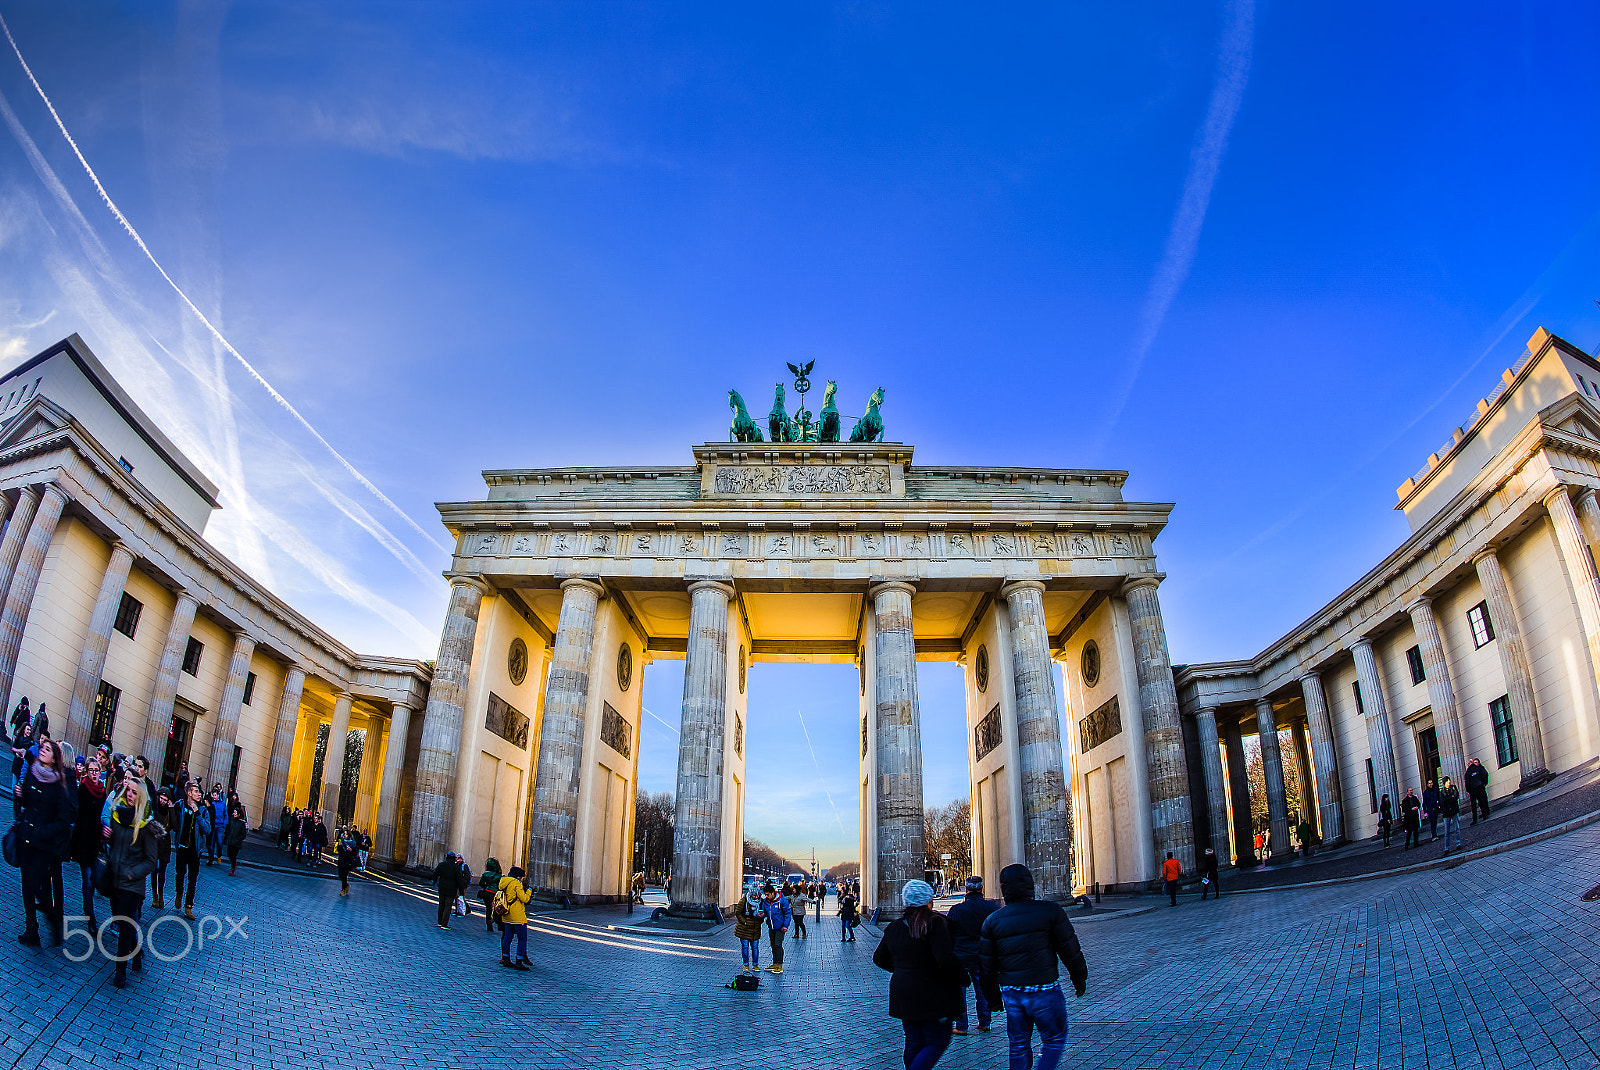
1376,757,1491,854
6,697,250,988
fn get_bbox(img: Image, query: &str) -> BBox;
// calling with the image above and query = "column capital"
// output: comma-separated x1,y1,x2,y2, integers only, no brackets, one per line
1403,593,1434,616
1577,486,1599,506
444,573,492,596
1471,544,1502,567
1000,578,1047,600
867,579,918,601
1120,574,1162,597
557,576,604,599
1297,668,1323,686
1344,633,1374,654
685,578,736,600
1254,696,1276,715
1193,703,1219,720
1541,484,1574,510
390,700,412,715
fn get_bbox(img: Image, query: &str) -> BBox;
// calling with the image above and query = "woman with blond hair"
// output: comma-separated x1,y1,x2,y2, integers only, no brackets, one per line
106,778,159,987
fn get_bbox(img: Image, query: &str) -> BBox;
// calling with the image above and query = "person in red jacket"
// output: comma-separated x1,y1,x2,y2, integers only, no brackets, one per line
1161,852,1182,906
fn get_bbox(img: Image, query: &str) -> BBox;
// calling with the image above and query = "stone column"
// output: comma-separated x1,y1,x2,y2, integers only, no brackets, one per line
1122,577,1195,873
0,486,40,619
1254,698,1291,858
140,591,200,763
1473,548,1547,786
1290,720,1317,836
1405,595,1468,790
526,577,603,895
0,483,66,712
355,719,382,829
317,692,354,826
1001,580,1072,897
205,631,257,792
373,702,413,861
1222,717,1255,863
64,540,135,752
1193,705,1231,861
261,665,307,822
1349,636,1400,814
1546,487,1600,709
407,576,489,869
871,580,925,912
667,579,734,918
1298,672,1345,844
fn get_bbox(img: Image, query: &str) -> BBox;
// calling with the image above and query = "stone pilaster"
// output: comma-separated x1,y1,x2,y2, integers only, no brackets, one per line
1546,487,1600,716
1121,577,1195,873
1193,705,1231,861
64,540,135,753
1222,717,1255,864
1290,720,1316,836
1001,579,1072,897
1405,595,1468,790
1349,636,1400,814
0,486,41,619
373,702,413,861
526,577,603,895
140,591,200,763
408,575,489,868
1472,548,1547,786
261,666,307,823
871,580,925,911
205,631,257,792
1298,671,1345,844
1254,698,1291,858
667,579,735,918
318,692,354,826
0,483,66,712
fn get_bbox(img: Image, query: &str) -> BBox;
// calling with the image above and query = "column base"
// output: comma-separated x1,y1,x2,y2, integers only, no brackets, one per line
666,899,723,921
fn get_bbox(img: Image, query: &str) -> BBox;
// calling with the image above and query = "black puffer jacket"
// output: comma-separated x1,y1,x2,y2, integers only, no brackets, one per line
978,864,1088,994
16,766,75,861
946,892,1000,958
106,805,160,895
872,910,967,1021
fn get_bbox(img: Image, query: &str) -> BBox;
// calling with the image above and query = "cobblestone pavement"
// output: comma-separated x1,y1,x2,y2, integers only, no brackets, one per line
2,822,1598,1070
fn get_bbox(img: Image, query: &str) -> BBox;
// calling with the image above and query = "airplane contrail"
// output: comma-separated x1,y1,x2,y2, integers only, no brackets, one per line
641,705,679,735
0,12,450,554
795,706,848,837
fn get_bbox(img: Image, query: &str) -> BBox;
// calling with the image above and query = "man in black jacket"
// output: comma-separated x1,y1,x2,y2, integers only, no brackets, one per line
1466,758,1490,824
946,874,1000,1034
433,852,460,929
1199,847,1221,900
979,864,1088,1070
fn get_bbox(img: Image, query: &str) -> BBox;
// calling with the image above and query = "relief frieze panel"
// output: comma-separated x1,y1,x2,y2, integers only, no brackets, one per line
712,463,890,497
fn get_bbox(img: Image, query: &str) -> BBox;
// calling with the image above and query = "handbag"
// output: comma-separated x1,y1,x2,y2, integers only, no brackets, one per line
2,825,17,868
455,895,469,917
92,853,112,898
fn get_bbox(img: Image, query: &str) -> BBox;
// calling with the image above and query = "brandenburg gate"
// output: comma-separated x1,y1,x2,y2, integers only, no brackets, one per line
405,375,1191,917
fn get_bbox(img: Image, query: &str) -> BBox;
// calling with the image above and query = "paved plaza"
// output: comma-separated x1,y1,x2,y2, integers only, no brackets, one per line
3,822,1599,1070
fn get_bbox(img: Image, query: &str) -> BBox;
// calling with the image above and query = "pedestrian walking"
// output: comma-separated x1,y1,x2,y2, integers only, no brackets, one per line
1466,759,1490,824
839,886,860,942
762,883,792,973
1161,852,1182,906
15,737,75,946
946,874,1000,1035
1297,818,1315,857
433,852,459,929
479,858,503,931
1440,776,1463,853
206,787,227,865
733,887,765,972
497,865,532,970
1423,780,1439,842
1378,794,1393,846
1198,847,1221,899
171,781,210,919
308,815,329,867
277,805,292,849
1401,789,1421,850
1252,830,1264,859
979,864,1088,1070
69,751,107,932
150,788,174,909
224,804,247,875
357,828,371,873
105,779,158,988
336,827,361,896
873,879,965,1070
791,883,810,938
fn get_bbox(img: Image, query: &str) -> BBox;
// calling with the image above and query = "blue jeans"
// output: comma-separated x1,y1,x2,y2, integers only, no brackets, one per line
954,955,989,1030
1001,985,1068,1070
901,1019,952,1070
501,923,527,960
1444,815,1461,851
740,938,761,967
842,919,856,939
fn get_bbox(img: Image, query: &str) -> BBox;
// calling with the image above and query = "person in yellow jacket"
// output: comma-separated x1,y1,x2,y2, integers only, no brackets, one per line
498,865,532,970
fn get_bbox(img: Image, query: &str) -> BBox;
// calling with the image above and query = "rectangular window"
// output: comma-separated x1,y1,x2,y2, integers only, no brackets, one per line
116,456,134,474
1366,758,1377,813
1468,601,1495,648
1351,680,1364,715
112,593,142,639
1406,645,1426,685
181,637,204,676
91,681,120,746
1490,695,1518,767
242,671,257,706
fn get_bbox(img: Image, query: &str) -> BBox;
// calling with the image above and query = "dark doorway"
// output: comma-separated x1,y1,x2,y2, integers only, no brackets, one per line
162,715,192,787
1417,726,1440,790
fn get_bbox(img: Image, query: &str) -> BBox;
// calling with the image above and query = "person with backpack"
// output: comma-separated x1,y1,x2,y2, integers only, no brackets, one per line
732,887,766,973
873,879,965,1070
105,779,158,988
979,864,1088,1070
839,885,860,942
479,858,503,932
946,874,1000,1035
496,865,532,970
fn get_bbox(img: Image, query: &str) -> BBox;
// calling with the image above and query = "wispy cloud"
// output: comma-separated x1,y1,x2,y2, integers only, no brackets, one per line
1092,0,1255,454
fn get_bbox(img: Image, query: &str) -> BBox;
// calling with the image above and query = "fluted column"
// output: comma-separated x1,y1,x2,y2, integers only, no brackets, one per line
1002,579,1072,897
1473,548,1547,786
317,692,354,826
261,665,307,822
870,580,925,911
141,591,200,762
1546,487,1600,712
0,483,66,712
64,540,136,752
1193,705,1231,861
205,631,257,792
667,579,735,918
1405,596,1468,790
1222,717,1255,864
0,486,40,620
1290,720,1316,836
526,577,603,895
1349,637,1400,815
1298,671,1345,844
355,718,382,829
373,702,413,861
408,575,489,868
1254,698,1291,858
1122,577,1195,873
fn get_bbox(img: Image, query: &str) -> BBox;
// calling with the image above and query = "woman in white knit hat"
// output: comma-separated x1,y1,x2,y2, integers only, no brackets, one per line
871,879,966,1069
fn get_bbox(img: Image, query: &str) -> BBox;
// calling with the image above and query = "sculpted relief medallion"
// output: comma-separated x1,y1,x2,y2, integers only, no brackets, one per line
507,637,529,687
1081,640,1100,689
975,644,990,693
712,464,890,496
617,643,633,691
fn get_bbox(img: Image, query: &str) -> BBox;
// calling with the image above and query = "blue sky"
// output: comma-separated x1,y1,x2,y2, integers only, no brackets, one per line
2,3,1598,864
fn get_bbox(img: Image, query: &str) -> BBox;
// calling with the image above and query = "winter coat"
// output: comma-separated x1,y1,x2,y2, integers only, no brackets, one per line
872,911,966,1021
1422,787,1439,817
497,875,531,925
1200,852,1220,879
432,859,458,896
732,898,765,940
762,894,792,930
946,892,1000,959
172,802,212,852
839,893,860,924
16,766,75,861
225,817,247,849
1440,783,1462,818
1466,764,1489,793
69,776,108,866
978,864,1088,993
107,805,160,895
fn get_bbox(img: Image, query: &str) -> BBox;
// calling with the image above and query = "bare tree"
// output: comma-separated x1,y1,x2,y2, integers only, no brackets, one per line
632,791,675,883
924,798,972,877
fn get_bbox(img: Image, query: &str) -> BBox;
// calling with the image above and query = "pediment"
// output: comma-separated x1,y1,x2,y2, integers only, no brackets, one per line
0,396,73,451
